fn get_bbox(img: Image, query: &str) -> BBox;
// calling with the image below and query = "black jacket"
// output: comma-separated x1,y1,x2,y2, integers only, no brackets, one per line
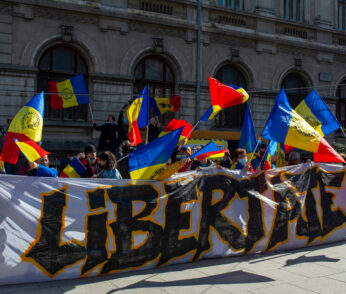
93,122,118,150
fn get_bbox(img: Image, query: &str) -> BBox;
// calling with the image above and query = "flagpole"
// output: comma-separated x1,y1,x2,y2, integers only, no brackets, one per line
248,140,261,164
340,127,346,139
88,103,94,122
117,153,129,163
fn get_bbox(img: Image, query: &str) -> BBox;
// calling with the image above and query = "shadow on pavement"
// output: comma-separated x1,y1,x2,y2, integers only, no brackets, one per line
284,254,339,266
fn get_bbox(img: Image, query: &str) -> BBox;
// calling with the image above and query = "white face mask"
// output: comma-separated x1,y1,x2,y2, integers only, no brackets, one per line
238,158,247,165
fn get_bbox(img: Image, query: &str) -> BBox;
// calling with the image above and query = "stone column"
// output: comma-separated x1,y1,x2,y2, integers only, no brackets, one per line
314,0,333,29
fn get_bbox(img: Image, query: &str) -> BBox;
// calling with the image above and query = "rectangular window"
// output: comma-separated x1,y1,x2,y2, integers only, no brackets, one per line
218,0,243,10
337,0,346,30
283,0,304,22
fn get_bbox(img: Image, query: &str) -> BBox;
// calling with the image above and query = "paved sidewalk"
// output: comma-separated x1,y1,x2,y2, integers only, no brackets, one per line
1,241,346,294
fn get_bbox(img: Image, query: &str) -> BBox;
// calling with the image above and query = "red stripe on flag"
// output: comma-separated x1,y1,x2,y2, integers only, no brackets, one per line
128,120,142,146
196,149,228,161
22,139,50,158
49,81,63,109
59,171,69,178
170,95,181,112
316,138,345,163
208,77,245,109
0,132,31,164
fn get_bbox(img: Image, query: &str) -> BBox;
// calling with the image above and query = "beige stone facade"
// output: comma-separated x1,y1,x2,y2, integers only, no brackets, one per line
0,0,345,153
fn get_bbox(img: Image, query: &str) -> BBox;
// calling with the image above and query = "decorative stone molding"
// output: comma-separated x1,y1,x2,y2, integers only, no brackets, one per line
99,17,128,34
13,4,34,20
60,25,74,42
152,36,164,53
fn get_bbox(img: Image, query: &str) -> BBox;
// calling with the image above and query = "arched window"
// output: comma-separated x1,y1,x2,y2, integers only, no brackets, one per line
281,73,307,108
336,81,346,129
37,45,88,121
134,56,175,123
215,64,247,129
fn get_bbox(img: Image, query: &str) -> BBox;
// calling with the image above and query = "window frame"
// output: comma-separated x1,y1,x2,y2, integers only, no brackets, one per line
336,81,346,129
218,0,244,10
338,0,346,31
37,45,89,122
280,73,307,108
284,0,304,22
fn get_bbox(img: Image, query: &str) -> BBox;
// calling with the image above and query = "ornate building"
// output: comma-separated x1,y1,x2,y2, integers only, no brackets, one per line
0,0,345,154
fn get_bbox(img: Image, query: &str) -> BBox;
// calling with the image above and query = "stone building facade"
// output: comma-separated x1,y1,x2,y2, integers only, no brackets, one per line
0,0,345,155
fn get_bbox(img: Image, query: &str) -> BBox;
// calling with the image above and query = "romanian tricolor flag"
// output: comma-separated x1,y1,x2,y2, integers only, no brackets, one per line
127,85,149,146
0,92,44,164
262,141,277,170
129,127,183,180
149,95,181,116
49,74,89,109
60,157,86,178
295,89,341,136
200,77,249,121
14,139,50,162
159,118,193,143
261,89,345,163
191,141,229,161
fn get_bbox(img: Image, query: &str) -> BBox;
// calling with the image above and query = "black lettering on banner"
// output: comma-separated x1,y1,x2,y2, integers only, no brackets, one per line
193,173,267,261
100,184,163,274
317,169,346,238
21,186,86,277
158,179,199,266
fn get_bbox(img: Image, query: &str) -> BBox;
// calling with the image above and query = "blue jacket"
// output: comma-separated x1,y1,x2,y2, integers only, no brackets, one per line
35,165,58,177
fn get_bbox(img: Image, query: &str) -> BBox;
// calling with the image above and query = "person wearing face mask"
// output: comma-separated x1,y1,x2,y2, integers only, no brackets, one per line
93,114,118,153
231,148,254,173
26,155,58,177
80,145,99,178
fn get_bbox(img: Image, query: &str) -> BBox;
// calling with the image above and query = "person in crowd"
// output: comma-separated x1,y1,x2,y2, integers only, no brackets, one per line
251,143,267,171
287,151,301,166
190,145,215,170
94,151,122,179
220,150,232,169
115,140,136,160
148,117,161,142
231,148,254,172
177,145,192,172
59,149,74,173
19,160,30,175
26,155,58,177
80,145,99,178
93,114,118,153
117,105,129,144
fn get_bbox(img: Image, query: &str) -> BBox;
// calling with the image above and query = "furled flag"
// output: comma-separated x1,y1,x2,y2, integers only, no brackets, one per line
60,157,86,178
262,141,278,169
127,85,149,146
149,95,181,116
238,103,258,154
190,141,229,161
159,118,193,143
200,77,249,121
49,74,89,109
261,89,345,163
129,127,183,180
0,92,44,164
295,89,341,136
14,139,50,163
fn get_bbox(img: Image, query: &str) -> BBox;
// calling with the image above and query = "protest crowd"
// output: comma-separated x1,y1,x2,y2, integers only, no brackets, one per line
0,75,345,180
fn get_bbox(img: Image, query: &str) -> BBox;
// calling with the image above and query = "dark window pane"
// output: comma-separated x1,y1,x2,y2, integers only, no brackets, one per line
219,0,226,7
77,55,87,74
145,58,163,81
63,107,73,120
75,105,88,121
52,47,75,72
281,73,307,108
165,66,173,82
135,62,143,79
39,51,50,71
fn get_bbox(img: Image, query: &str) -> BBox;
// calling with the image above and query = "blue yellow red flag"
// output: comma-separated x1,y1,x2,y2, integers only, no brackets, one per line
295,89,341,136
127,85,149,146
190,141,228,161
200,77,249,121
238,104,258,154
14,139,50,163
149,95,181,116
49,74,89,109
261,89,344,163
60,157,86,178
0,92,44,164
129,127,183,180
158,118,193,143
262,141,277,169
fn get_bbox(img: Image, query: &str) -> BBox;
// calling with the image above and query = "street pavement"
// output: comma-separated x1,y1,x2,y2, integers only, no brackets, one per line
1,240,346,294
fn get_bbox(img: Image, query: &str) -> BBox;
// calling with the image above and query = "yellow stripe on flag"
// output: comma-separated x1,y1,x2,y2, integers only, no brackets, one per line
63,165,81,178
127,97,143,131
15,141,42,162
209,105,223,120
295,100,323,136
0,160,4,172
129,162,166,180
285,110,321,153
236,88,249,102
8,106,43,141
56,79,78,108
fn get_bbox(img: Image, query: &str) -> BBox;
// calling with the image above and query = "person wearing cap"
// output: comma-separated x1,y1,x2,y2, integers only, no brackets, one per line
177,145,192,172
80,145,99,178
220,150,232,169
287,151,301,166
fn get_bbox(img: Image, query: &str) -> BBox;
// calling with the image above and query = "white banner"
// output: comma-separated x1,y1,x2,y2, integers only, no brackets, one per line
0,163,345,285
